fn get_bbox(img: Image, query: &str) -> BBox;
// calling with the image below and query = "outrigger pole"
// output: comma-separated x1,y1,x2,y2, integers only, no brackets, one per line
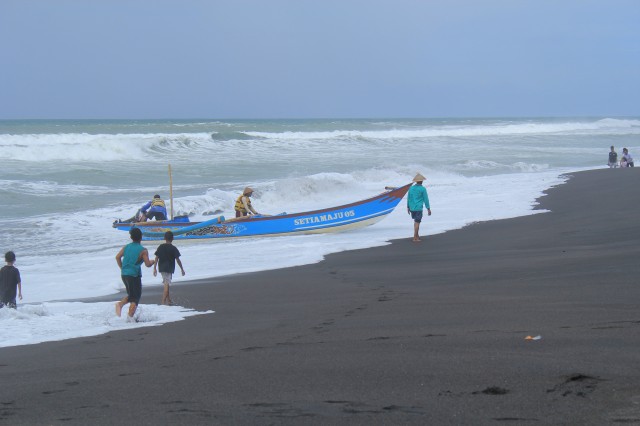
168,163,174,220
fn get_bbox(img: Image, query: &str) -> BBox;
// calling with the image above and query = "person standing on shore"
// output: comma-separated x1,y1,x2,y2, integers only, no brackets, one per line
115,227,155,320
153,231,185,306
407,173,431,242
0,251,22,309
608,146,618,168
621,148,634,167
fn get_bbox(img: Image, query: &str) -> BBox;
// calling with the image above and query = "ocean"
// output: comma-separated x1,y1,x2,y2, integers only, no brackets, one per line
1,117,638,347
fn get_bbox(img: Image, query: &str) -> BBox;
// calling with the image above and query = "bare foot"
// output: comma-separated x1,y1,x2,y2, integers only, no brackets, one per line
412,238,422,242
115,302,122,317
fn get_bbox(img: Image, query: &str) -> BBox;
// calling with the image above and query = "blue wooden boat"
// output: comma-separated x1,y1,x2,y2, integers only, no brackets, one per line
113,184,411,241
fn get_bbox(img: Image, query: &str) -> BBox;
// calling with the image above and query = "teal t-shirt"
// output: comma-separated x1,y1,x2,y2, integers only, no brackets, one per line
121,242,145,277
407,184,430,211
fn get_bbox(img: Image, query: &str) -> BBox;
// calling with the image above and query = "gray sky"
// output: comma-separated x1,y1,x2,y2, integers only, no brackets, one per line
2,0,639,119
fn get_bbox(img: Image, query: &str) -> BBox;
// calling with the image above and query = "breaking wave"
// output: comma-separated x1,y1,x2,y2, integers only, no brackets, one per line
1,118,638,163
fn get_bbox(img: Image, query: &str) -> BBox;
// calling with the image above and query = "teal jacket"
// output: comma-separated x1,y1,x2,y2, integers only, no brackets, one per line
407,184,430,211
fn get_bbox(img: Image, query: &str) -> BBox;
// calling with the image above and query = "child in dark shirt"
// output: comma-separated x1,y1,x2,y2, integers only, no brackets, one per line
0,251,22,309
153,231,185,305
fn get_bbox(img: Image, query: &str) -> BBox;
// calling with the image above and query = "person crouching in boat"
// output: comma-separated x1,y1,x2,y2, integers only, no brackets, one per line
234,187,260,218
140,194,168,221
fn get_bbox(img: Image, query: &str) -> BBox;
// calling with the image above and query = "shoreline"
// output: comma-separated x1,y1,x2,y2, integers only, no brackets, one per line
1,168,639,425
74,168,577,306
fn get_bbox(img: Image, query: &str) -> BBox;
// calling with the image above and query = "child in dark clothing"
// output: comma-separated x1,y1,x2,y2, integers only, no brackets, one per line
153,231,185,305
0,251,22,309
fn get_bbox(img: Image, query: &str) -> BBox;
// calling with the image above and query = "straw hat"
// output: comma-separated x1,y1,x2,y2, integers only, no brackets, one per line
412,173,426,182
243,187,254,195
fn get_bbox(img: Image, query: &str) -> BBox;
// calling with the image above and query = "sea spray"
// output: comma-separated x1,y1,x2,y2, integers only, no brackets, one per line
0,117,637,347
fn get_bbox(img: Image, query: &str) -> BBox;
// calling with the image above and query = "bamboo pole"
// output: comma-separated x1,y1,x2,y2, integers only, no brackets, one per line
168,164,174,220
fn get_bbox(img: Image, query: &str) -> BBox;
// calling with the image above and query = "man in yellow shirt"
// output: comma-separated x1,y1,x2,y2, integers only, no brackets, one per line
234,187,260,218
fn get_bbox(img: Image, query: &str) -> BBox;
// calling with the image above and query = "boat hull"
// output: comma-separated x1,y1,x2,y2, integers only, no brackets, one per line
114,184,411,241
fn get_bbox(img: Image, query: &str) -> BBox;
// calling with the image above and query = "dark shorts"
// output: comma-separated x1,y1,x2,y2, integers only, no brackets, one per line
121,275,142,304
0,299,17,309
146,211,167,220
410,210,423,223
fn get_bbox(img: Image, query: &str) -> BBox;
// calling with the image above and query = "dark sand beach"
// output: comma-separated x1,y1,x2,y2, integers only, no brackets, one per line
1,168,639,425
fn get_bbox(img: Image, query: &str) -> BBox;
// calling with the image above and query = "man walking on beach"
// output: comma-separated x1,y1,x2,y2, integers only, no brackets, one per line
115,227,155,320
0,251,22,309
153,231,185,306
407,173,431,242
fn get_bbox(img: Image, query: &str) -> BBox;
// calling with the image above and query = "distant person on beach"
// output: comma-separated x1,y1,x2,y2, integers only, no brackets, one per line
407,173,431,242
621,148,634,167
608,146,618,168
115,227,155,320
140,194,167,221
153,231,185,306
0,251,22,309
234,187,260,217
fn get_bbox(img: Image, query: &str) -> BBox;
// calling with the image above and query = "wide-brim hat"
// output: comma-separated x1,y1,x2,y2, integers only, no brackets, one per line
243,186,254,195
412,173,426,182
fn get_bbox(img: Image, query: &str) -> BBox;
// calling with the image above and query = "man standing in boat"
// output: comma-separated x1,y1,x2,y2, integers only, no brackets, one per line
234,187,260,218
140,194,168,221
407,173,431,242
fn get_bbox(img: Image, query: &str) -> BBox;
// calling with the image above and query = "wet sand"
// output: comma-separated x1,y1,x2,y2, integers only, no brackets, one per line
1,168,639,425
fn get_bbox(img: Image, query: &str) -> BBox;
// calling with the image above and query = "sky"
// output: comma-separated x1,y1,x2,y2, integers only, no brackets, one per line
1,0,639,119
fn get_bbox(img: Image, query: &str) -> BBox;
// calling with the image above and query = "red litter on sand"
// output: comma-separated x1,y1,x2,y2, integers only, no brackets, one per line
525,335,542,341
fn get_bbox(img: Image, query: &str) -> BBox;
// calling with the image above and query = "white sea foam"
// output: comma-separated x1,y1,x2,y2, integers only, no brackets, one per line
0,118,638,164
14,167,572,307
0,117,635,348
244,118,640,140
0,302,212,348
0,180,114,197
460,160,550,173
0,132,213,162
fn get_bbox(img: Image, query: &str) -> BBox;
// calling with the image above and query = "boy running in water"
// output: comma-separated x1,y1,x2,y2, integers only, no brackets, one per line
153,231,185,306
115,228,155,319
